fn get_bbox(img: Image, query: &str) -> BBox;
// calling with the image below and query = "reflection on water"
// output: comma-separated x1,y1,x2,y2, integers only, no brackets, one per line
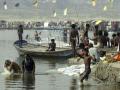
70,78,78,90
5,74,35,90
5,74,22,89
22,73,35,90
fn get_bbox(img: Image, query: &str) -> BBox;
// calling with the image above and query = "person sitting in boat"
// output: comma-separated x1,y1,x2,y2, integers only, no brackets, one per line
46,39,56,51
22,54,35,74
4,59,22,74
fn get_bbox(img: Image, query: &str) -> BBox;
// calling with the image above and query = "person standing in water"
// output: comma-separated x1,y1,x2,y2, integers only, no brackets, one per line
78,48,93,84
69,24,79,57
22,54,35,74
18,24,23,47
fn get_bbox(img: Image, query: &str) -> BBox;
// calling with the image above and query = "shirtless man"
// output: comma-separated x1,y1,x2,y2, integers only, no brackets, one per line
4,60,22,73
69,24,79,57
79,49,92,83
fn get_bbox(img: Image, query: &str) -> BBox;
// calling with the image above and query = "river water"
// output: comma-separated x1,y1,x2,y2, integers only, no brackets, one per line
0,30,120,90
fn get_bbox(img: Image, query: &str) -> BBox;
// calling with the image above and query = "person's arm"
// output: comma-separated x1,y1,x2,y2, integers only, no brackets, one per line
7,62,14,72
92,55,96,62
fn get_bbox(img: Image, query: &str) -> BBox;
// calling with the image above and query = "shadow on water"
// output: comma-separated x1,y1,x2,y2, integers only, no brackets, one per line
12,56,120,90
5,74,35,90
70,77,78,90
22,73,35,90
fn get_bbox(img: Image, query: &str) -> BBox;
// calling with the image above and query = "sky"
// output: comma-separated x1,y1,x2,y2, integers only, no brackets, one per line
0,0,119,21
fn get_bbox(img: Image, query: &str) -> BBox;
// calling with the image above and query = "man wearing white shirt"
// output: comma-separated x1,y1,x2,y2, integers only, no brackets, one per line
89,43,99,63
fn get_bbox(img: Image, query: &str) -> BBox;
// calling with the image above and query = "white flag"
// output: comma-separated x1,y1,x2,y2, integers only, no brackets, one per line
44,22,49,27
103,6,107,11
3,2,8,10
4,4,8,10
64,8,68,16
53,11,57,17
52,0,56,3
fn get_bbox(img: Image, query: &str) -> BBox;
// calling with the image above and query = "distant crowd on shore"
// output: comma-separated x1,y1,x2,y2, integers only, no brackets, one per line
0,20,120,30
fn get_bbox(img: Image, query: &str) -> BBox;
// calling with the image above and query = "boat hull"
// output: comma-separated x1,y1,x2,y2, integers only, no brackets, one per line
14,44,74,57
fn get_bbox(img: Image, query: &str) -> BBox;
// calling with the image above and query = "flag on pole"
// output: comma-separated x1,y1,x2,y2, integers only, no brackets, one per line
33,0,39,8
3,1,8,10
64,8,68,16
103,6,107,11
91,0,96,7
95,20,102,25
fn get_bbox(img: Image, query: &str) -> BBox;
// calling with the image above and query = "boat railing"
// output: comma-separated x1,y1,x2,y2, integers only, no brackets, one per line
25,35,71,48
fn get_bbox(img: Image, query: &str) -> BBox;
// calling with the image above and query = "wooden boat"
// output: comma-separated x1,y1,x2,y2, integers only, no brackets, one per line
14,40,74,57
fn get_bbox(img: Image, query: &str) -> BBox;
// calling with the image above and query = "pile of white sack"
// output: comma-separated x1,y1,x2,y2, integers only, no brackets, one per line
57,64,85,76
57,64,94,77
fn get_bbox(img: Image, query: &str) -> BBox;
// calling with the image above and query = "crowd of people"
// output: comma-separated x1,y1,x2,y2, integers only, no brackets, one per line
68,22,120,84
3,20,120,85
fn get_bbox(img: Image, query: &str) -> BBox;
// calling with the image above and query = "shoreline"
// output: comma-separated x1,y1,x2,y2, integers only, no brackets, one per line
0,27,70,30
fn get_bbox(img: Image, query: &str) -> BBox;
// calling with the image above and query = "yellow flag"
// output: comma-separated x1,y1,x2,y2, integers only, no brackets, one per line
91,0,96,7
95,20,102,25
